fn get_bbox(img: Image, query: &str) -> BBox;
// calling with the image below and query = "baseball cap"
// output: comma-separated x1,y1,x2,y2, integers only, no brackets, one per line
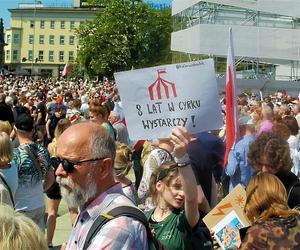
15,113,34,132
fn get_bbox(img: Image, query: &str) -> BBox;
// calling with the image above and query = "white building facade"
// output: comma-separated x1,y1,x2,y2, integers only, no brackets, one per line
171,0,300,95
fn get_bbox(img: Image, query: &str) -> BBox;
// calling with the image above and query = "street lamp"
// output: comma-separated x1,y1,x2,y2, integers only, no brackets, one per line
30,0,37,75
0,18,6,70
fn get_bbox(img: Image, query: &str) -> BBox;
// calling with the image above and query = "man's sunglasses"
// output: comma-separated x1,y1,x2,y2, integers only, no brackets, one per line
51,157,105,173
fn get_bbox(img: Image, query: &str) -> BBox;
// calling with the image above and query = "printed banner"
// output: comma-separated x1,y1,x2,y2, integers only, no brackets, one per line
114,59,223,140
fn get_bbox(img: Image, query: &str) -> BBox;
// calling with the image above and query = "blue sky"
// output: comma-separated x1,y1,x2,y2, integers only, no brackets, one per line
0,0,172,29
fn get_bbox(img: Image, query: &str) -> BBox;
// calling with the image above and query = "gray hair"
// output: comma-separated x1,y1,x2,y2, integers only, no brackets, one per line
5,96,13,107
89,129,116,161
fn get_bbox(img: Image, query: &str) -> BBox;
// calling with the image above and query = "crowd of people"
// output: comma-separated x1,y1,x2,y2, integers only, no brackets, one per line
0,76,299,249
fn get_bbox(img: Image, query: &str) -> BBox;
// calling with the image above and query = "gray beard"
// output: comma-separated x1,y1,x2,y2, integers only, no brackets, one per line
57,174,97,208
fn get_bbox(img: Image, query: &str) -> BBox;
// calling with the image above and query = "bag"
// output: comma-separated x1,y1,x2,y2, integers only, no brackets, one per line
0,174,15,208
190,220,213,250
287,175,300,207
83,205,163,250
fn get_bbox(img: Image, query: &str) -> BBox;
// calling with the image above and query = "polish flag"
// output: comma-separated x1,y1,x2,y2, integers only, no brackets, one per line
224,28,240,167
61,64,71,77
0,70,4,81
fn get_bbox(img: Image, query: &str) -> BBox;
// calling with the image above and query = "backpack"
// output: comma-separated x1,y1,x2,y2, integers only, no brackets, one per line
0,174,15,208
286,174,300,208
83,205,164,250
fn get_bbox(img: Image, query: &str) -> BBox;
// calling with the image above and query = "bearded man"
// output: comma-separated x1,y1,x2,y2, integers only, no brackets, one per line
55,122,148,250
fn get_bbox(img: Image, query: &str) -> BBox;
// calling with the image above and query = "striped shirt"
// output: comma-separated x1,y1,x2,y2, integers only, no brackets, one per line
66,183,148,250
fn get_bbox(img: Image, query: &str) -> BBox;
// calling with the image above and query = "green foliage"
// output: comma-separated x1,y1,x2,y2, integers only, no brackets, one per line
77,0,172,77
67,61,85,79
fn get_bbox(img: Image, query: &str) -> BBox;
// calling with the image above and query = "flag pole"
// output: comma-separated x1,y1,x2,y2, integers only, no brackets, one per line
224,27,240,167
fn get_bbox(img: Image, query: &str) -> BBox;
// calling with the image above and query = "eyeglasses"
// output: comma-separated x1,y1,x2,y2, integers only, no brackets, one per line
51,156,105,173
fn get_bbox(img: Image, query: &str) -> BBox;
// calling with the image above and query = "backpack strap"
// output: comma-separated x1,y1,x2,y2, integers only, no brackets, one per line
287,179,300,201
83,205,159,250
0,174,15,208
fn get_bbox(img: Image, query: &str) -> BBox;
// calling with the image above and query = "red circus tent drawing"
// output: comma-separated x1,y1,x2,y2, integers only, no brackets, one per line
148,70,177,101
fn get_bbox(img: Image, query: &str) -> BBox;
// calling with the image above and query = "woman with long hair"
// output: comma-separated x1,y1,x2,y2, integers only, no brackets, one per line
241,173,300,249
0,132,18,207
114,143,137,204
46,119,78,248
89,99,115,139
0,204,48,250
146,127,200,250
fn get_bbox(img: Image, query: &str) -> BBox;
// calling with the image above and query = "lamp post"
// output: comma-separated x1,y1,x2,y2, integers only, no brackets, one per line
30,0,37,75
0,18,5,70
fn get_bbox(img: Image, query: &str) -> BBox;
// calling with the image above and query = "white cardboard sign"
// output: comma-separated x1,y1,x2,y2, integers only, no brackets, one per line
114,59,223,140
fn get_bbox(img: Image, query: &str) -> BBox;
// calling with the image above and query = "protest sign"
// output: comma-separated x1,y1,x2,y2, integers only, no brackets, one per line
203,184,251,250
114,59,223,140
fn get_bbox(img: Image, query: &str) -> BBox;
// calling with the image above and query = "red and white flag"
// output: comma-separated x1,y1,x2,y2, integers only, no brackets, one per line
0,70,4,82
224,28,240,167
61,64,71,77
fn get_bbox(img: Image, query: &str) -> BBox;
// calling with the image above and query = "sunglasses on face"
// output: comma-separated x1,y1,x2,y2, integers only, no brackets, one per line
51,156,105,173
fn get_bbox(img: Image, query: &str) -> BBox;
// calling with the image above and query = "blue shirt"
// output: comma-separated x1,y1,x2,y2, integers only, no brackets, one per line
226,134,255,190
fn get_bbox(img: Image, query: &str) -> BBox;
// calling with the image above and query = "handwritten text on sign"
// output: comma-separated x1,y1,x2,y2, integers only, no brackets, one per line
114,59,223,140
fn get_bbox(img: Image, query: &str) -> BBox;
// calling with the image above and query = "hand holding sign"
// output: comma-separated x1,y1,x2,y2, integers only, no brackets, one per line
114,59,223,140
169,126,190,159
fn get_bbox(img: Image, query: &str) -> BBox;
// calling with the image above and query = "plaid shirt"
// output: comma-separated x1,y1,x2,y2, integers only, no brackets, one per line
66,183,148,250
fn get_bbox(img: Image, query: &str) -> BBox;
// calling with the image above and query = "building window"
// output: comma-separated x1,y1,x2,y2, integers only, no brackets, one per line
50,20,55,29
60,35,65,45
70,20,75,29
6,50,10,61
49,35,54,45
69,36,75,45
61,20,65,29
6,34,11,43
13,34,19,44
13,50,18,61
69,51,74,61
38,50,44,61
39,35,44,44
40,20,45,29
49,51,54,62
59,51,64,62
30,20,34,28
29,35,34,44
28,50,33,61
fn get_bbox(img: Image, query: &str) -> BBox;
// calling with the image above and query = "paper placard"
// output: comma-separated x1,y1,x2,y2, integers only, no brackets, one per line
114,59,223,140
203,184,251,250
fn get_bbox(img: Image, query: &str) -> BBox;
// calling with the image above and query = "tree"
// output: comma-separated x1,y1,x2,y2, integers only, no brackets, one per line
76,0,172,77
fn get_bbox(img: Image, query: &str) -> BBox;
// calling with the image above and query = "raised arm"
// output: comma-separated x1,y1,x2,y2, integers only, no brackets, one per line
169,126,199,228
